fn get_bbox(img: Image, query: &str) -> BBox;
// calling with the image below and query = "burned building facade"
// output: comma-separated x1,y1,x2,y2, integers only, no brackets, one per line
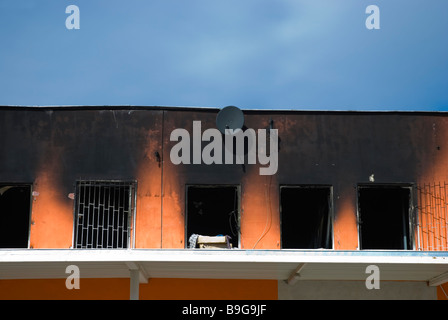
0,106,447,299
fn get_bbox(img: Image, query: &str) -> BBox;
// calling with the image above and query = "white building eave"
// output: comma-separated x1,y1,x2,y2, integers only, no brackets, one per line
1,249,448,286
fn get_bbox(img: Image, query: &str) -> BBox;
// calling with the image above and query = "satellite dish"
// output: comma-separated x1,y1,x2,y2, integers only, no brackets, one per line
216,106,245,134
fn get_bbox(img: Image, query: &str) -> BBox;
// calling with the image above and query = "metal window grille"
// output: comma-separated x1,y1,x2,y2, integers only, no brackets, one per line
416,183,448,251
74,181,136,249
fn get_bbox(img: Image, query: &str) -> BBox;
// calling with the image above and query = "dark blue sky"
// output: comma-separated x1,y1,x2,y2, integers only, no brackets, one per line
0,0,447,110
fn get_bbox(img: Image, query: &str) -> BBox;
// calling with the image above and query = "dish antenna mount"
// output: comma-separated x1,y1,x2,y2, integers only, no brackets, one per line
216,106,245,134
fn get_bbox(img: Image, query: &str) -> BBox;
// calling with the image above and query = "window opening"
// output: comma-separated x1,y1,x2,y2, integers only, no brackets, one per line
280,186,332,249
74,181,136,249
358,186,412,250
0,184,31,248
186,185,239,248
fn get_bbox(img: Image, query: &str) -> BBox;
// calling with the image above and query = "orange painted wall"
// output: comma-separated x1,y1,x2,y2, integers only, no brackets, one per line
437,283,448,300
239,116,280,250
240,173,280,249
29,169,73,249
0,278,277,300
134,123,163,249
333,190,359,250
160,113,193,249
0,278,130,300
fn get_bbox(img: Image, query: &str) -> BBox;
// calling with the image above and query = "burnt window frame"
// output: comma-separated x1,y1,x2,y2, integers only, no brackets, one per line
0,183,33,249
357,183,415,250
72,180,137,249
185,184,241,249
279,184,334,250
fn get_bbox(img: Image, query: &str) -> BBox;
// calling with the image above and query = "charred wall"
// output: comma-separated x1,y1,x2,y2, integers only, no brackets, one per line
0,107,447,250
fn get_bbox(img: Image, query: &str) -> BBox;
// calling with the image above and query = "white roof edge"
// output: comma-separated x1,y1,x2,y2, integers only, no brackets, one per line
1,249,447,265
0,105,447,113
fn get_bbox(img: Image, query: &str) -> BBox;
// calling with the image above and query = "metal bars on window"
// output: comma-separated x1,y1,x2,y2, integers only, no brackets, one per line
74,181,136,249
416,183,448,251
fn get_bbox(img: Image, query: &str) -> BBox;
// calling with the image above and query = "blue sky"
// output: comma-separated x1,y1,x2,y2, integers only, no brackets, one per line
0,0,447,111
